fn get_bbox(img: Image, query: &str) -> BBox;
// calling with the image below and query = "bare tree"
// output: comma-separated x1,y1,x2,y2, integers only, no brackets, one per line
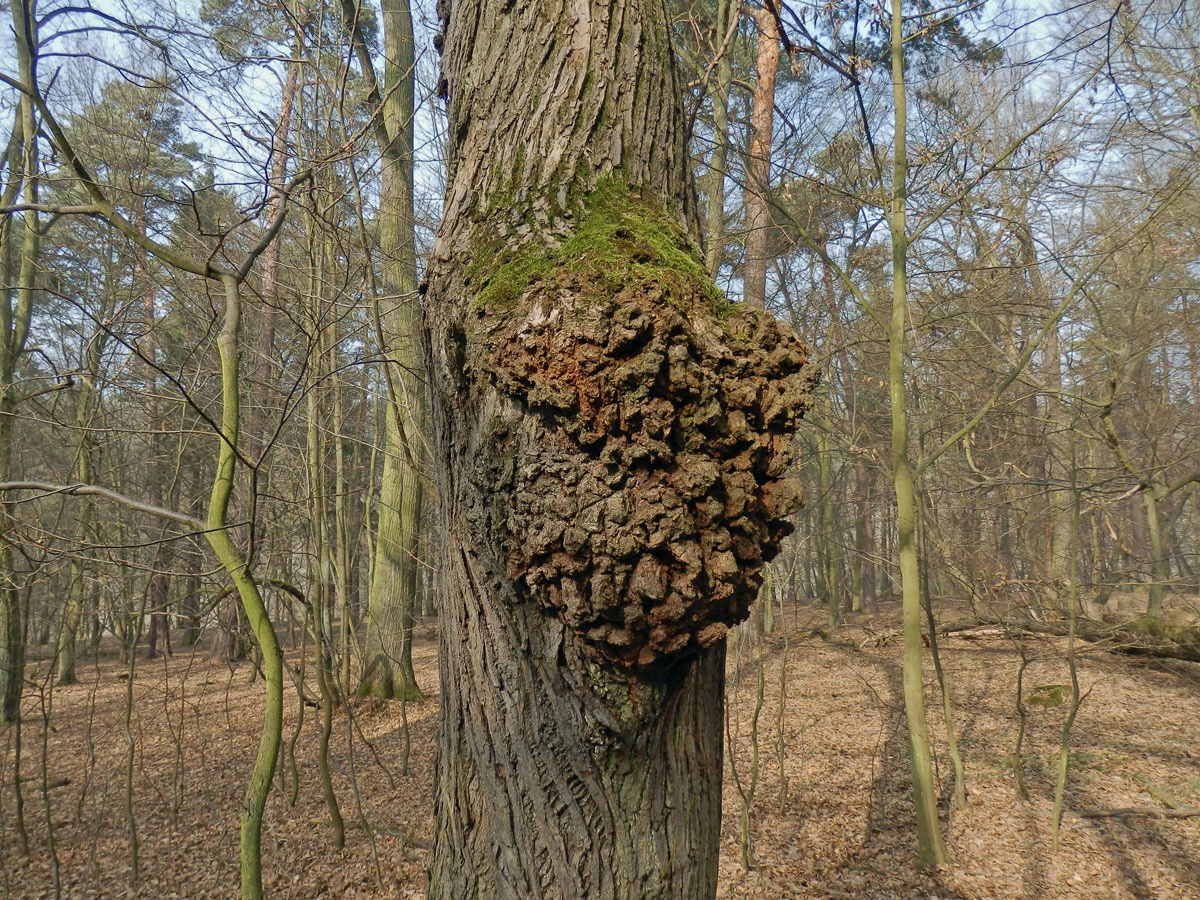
421,1,816,896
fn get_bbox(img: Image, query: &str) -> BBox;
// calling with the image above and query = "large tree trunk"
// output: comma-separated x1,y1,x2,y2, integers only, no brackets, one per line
422,2,817,897
357,0,425,702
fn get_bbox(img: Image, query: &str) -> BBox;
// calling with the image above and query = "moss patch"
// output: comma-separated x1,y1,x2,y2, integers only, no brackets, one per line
472,179,734,318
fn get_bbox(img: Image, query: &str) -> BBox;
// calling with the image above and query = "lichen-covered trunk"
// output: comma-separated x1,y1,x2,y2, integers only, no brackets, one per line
422,2,816,897
359,0,424,701
1,10,38,718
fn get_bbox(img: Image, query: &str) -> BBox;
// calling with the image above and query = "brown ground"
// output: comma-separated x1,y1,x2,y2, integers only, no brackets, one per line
3,602,1198,900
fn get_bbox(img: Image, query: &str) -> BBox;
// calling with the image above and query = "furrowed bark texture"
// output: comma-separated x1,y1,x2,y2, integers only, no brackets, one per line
423,2,816,898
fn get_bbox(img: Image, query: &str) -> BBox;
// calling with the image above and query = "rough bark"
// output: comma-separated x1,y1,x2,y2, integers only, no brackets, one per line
423,2,816,897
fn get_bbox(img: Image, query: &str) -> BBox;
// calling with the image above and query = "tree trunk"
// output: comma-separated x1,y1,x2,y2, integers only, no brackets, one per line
742,4,779,310
422,2,817,897
702,0,734,277
58,288,109,683
212,597,250,661
224,47,300,661
0,8,38,719
357,407,424,698
887,0,947,866
357,0,425,702
135,191,172,661
816,391,841,626
1142,489,1168,619
855,457,877,611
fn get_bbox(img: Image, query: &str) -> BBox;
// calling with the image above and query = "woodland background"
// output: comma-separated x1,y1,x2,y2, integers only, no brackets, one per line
1,0,1199,896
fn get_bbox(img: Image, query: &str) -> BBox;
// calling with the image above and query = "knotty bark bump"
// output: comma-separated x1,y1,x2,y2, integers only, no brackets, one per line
474,182,817,669
423,2,815,897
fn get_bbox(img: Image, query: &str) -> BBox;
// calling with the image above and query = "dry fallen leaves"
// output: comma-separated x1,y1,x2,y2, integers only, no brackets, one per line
3,604,1198,899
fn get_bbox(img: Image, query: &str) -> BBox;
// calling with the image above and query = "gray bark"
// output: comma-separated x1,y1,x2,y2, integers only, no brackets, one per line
358,0,424,701
422,2,817,897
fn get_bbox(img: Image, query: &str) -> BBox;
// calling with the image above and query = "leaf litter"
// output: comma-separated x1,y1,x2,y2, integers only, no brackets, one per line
3,604,1197,899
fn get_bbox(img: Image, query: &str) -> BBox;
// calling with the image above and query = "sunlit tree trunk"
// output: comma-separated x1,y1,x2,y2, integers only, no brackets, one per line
356,0,425,701
743,4,778,310
422,2,816,896
886,0,948,867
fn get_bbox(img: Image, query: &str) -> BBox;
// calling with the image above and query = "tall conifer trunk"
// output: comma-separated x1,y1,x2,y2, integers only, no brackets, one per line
422,3,816,897
743,4,779,310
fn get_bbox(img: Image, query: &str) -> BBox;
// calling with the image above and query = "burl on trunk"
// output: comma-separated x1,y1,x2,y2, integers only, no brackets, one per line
421,2,816,898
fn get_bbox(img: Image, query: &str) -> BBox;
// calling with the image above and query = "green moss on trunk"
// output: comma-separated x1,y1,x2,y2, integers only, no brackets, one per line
471,179,735,318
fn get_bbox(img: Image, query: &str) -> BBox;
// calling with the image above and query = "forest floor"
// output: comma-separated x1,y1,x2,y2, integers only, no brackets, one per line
3,600,1199,900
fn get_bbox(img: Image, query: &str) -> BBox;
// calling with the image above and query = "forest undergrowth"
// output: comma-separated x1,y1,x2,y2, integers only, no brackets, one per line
3,599,1198,900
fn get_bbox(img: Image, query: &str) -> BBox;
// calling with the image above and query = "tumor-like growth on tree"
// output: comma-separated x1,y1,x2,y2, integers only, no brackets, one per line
469,183,818,671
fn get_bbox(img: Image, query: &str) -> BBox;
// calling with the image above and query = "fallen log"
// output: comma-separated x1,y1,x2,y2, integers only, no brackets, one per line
1080,807,1200,819
934,616,1200,663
